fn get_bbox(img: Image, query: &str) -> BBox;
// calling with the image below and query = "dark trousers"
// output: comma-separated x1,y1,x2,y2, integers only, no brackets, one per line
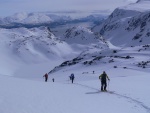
101,81,107,91
45,77,48,82
71,79,74,83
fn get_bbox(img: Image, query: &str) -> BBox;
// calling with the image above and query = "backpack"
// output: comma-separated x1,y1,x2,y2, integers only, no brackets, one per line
71,74,74,79
101,74,107,81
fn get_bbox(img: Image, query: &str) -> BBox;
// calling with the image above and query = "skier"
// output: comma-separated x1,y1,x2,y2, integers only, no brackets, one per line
43,73,48,82
52,78,55,82
70,73,75,83
99,71,110,91
93,71,95,74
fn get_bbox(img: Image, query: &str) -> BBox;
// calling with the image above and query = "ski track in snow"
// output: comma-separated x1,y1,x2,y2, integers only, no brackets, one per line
74,83,150,113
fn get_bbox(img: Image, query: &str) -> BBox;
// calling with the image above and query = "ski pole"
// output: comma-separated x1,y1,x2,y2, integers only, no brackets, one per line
108,80,110,91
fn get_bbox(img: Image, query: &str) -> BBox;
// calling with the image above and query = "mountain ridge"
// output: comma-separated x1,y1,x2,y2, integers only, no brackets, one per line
48,0,150,74
93,0,150,47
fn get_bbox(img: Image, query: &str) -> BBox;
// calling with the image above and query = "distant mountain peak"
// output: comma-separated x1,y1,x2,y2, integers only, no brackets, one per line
137,0,150,3
61,26,107,45
93,0,150,47
119,0,150,12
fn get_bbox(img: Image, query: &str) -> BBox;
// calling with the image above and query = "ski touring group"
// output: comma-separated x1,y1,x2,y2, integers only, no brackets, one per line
43,71,110,92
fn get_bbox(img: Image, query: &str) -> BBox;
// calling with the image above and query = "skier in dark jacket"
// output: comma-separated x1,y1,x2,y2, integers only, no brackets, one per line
99,71,110,91
43,73,48,82
70,73,75,83
52,78,55,82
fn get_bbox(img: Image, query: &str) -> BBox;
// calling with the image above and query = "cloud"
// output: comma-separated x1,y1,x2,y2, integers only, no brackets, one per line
124,0,138,3
0,0,136,17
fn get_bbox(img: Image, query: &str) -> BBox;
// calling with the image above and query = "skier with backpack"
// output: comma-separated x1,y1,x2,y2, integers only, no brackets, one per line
43,73,48,82
52,78,55,82
99,71,110,91
70,73,75,83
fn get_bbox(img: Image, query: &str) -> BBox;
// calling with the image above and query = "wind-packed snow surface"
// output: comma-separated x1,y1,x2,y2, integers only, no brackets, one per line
0,67,150,113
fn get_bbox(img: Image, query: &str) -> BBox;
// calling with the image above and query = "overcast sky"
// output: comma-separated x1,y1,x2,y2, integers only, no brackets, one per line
0,0,137,17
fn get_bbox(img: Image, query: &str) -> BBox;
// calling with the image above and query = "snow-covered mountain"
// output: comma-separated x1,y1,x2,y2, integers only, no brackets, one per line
137,0,150,3
0,12,71,25
49,41,150,74
61,26,107,45
0,12,107,25
0,27,68,60
76,14,107,23
0,27,83,76
1,1,150,77
0,12,107,30
93,0,150,47
0,25,109,76
49,0,150,74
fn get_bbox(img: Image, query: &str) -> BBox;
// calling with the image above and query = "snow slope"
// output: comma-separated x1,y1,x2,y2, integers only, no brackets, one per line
0,27,82,76
0,65,150,113
61,26,107,45
45,42,150,113
93,0,150,47
0,26,109,77
49,42,150,75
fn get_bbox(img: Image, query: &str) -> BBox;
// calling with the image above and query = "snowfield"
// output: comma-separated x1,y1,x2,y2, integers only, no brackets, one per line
0,67,150,113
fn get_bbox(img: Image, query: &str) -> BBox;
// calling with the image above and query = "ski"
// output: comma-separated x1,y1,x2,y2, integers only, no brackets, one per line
100,90,115,94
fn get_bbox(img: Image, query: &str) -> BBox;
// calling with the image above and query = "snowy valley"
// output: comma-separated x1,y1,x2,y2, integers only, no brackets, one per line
0,0,150,113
